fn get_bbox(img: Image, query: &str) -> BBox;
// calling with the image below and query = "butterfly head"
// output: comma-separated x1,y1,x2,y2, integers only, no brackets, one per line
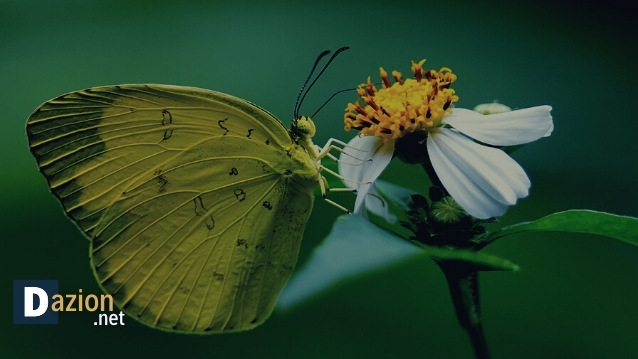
291,116,316,140
290,116,321,160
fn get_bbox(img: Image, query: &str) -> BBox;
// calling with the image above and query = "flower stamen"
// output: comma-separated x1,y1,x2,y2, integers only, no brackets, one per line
344,59,459,141
380,67,392,88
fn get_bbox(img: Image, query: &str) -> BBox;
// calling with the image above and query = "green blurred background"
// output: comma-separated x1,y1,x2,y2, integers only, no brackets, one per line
2,0,637,358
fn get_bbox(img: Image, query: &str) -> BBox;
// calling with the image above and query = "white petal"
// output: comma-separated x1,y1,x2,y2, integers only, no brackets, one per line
473,102,512,114
427,128,531,219
361,180,414,224
443,105,553,146
363,186,398,223
338,135,394,214
428,139,508,218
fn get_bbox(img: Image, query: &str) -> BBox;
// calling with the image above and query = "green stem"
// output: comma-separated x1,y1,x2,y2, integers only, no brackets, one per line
420,161,444,190
437,261,490,359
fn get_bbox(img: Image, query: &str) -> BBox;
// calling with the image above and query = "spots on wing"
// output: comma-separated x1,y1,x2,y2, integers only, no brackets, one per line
154,169,169,193
193,195,216,230
161,109,172,126
193,195,207,216
205,215,215,230
161,109,173,141
233,189,246,202
162,129,173,140
218,118,229,135
213,117,277,146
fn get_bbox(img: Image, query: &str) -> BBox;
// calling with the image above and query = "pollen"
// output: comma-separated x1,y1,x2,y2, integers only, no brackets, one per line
344,59,459,141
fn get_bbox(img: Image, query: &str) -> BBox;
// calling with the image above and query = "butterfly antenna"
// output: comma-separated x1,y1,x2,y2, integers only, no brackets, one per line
311,87,358,118
294,46,350,119
294,50,331,119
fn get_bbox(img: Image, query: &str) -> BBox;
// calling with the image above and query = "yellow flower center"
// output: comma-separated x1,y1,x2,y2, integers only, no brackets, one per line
344,59,459,141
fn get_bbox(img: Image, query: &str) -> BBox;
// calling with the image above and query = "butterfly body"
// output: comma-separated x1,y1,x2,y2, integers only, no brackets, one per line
27,84,321,332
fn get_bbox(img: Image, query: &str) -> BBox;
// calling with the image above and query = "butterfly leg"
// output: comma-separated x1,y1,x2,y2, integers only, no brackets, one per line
317,173,352,213
315,137,374,170
315,138,368,160
314,138,373,213
314,137,390,213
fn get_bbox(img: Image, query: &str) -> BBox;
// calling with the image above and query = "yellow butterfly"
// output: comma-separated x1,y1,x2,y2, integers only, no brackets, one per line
26,49,350,333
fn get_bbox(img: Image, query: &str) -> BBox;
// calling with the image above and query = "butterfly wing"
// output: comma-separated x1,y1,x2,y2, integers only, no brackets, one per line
27,85,318,332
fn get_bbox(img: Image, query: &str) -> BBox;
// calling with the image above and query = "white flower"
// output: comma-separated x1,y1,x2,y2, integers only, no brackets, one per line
342,60,553,219
340,105,553,219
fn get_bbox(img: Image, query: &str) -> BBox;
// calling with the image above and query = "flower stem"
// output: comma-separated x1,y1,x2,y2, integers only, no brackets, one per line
437,261,491,359
420,161,444,189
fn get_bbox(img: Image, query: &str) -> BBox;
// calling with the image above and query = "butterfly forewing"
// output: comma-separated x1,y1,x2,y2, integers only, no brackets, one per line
26,85,319,332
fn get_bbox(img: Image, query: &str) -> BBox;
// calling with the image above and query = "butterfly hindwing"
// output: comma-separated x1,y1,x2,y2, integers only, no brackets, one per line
27,85,319,332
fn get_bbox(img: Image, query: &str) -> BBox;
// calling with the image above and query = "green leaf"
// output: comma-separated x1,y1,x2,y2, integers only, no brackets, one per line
421,245,519,272
277,215,518,310
486,209,638,246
